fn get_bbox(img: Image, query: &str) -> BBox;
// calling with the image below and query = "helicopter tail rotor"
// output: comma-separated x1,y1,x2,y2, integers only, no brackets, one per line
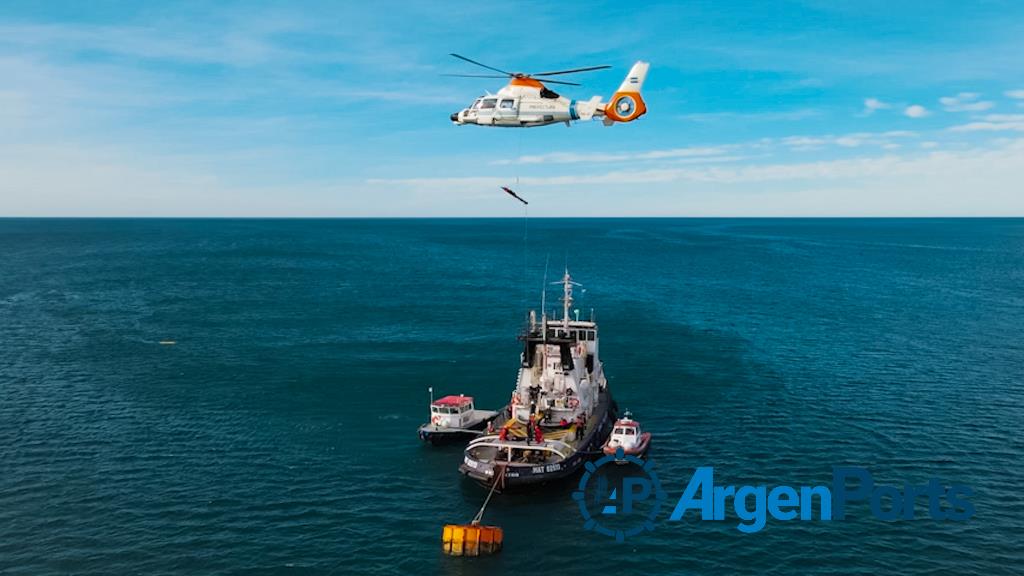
602,61,650,124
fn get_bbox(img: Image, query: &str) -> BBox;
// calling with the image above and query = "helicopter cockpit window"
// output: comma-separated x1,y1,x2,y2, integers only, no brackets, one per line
471,99,482,110
499,99,515,109
540,87,559,99
481,98,497,109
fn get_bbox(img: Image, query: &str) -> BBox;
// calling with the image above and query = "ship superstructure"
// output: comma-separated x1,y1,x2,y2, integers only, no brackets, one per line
460,270,616,488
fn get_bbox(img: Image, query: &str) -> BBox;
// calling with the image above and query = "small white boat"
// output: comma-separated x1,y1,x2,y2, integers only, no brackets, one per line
602,412,651,461
418,394,498,446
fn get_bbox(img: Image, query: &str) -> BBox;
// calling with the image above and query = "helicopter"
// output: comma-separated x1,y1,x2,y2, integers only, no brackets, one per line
446,54,649,128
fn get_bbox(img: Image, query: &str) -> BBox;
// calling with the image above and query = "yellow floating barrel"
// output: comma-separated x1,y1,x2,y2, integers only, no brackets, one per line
443,466,505,557
441,523,503,556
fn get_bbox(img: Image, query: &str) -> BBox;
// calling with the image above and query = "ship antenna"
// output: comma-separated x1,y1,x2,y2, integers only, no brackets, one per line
562,268,572,331
541,254,550,342
551,266,582,332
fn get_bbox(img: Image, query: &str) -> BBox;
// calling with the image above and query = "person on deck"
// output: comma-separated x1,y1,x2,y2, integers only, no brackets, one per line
528,384,540,403
534,425,544,444
498,426,508,442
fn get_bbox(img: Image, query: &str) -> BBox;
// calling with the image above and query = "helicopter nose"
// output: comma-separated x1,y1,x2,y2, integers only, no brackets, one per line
450,112,462,123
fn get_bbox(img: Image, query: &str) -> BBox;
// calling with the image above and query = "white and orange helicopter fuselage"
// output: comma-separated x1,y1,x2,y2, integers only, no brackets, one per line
450,61,649,128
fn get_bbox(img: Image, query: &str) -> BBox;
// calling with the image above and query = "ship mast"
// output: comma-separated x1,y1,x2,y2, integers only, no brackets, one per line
540,257,549,343
560,268,576,332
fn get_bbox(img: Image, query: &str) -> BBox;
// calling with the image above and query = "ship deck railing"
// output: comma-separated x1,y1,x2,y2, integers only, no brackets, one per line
466,436,574,465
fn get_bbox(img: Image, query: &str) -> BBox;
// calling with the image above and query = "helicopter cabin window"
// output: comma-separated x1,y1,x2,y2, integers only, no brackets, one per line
540,87,560,99
471,99,482,110
499,99,515,110
481,98,497,109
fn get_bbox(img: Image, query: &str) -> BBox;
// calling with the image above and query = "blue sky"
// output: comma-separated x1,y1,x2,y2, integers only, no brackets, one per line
1,1,1023,216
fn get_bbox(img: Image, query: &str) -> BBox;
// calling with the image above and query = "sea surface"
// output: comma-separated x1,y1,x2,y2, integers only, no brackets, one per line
1,218,1022,575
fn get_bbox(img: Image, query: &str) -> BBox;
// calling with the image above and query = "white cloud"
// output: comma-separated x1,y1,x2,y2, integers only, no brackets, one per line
494,147,732,166
0,21,292,68
779,136,828,149
1005,90,1024,99
777,130,915,150
7,131,1023,217
948,114,1024,132
363,140,1024,217
373,139,1024,189
939,92,994,112
862,97,891,115
982,114,1024,122
679,109,820,122
494,131,917,165
904,105,930,118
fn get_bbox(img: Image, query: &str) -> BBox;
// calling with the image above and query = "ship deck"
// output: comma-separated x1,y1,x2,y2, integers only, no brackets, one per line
460,389,616,488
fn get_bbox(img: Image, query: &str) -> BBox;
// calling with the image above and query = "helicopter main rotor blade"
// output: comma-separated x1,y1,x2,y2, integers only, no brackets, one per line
532,65,612,76
536,79,581,86
441,73,511,78
449,53,513,76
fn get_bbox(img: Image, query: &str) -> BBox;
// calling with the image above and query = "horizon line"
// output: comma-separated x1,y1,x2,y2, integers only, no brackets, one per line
2,215,1024,220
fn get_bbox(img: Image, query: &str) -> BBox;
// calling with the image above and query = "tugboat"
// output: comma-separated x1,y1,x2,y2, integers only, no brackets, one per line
602,411,651,462
460,270,616,489
419,393,498,446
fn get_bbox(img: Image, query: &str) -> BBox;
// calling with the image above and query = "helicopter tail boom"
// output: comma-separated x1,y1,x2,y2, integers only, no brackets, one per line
574,96,604,121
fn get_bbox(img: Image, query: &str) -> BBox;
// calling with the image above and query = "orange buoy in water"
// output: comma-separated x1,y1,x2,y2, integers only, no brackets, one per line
442,466,505,556
441,523,503,556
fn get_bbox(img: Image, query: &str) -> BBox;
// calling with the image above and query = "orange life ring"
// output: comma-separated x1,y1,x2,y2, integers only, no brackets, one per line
432,415,441,425
567,397,580,409
512,392,522,405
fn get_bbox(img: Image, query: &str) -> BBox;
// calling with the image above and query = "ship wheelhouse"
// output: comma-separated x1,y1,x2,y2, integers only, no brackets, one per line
430,395,475,428
510,270,606,425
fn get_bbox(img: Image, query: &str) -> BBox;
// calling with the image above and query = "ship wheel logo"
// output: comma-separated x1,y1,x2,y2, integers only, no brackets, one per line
572,447,667,542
